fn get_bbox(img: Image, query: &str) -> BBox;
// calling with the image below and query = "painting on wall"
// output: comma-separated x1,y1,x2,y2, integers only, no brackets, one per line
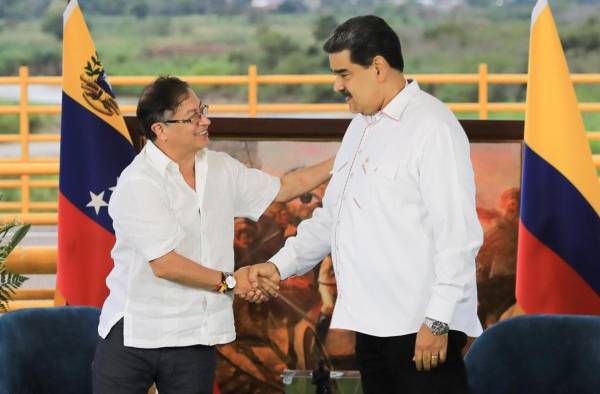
211,138,522,394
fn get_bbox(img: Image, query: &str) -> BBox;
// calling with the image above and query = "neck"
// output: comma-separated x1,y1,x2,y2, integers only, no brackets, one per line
154,141,197,175
380,73,407,110
176,155,196,176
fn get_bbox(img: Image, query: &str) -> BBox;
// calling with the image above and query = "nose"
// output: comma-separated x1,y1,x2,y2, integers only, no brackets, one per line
199,114,211,126
333,76,344,93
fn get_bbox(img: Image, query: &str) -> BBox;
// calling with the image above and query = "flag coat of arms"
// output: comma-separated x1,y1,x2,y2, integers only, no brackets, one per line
58,0,136,306
516,0,600,314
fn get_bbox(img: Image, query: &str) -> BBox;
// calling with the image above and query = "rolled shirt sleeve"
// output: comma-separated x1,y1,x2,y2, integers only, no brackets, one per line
109,178,185,261
227,155,281,222
419,120,484,324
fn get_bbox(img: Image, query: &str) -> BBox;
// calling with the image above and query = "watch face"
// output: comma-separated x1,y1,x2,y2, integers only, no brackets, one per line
425,318,448,335
432,321,443,333
225,275,236,289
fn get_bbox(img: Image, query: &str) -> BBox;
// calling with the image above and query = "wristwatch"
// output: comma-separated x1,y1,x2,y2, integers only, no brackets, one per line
216,271,236,293
424,317,449,335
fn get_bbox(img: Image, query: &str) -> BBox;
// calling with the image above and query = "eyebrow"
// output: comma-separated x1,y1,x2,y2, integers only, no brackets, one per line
331,68,349,75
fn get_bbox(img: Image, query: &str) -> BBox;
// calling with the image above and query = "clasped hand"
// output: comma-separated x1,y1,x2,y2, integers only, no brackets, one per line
234,262,281,303
233,262,281,303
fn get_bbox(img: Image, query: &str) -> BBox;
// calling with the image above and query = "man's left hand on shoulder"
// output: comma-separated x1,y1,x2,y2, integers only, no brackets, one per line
413,317,449,371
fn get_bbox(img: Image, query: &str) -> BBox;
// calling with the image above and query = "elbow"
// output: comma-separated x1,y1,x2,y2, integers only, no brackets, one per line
274,190,288,203
275,178,293,202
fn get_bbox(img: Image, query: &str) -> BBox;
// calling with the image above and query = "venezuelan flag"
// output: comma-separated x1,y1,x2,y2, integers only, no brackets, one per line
516,0,600,314
57,0,135,306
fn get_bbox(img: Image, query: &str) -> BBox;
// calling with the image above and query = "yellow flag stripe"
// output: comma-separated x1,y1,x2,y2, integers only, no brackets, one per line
62,3,131,143
525,4,600,214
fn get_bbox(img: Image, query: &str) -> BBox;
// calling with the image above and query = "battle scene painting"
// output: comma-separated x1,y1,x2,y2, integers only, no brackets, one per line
210,139,522,394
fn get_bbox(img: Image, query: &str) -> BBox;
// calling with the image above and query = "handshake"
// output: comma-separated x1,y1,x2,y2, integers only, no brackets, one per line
230,262,282,303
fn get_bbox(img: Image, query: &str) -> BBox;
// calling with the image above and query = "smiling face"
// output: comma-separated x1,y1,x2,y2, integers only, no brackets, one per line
329,49,384,115
152,89,211,155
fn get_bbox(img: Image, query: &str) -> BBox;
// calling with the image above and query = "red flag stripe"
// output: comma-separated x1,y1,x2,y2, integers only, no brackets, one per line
57,192,116,306
516,221,600,314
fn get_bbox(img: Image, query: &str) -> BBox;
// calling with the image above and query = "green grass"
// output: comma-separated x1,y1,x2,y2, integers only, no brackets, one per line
0,111,60,135
0,175,58,212
0,114,19,135
31,175,58,205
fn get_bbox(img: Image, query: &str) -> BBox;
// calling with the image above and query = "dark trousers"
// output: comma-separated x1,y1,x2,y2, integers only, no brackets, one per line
355,330,470,394
92,319,216,394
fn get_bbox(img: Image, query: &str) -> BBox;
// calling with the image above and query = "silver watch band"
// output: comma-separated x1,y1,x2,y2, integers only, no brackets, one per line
424,317,450,335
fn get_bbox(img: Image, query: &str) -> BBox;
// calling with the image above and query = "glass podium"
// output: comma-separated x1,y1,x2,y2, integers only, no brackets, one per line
281,369,363,394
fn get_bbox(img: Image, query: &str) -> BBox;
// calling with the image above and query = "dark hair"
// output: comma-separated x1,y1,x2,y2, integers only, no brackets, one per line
136,76,190,141
322,15,404,72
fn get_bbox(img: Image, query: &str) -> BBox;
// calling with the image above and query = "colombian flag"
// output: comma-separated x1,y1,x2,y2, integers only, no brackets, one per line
57,0,135,306
516,0,600,314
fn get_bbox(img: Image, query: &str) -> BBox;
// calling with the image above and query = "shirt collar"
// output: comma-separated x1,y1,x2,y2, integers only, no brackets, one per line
144,140,176,176
145,140,208,176
380,79,420,121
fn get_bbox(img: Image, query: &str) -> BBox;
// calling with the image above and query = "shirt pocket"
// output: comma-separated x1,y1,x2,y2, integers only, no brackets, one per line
351,158,390,210
370,162,398,181
355,161,416,211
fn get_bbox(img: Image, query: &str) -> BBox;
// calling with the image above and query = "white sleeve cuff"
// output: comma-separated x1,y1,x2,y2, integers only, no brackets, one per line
424,294,456,325
270,247,298,280
140,225,185,262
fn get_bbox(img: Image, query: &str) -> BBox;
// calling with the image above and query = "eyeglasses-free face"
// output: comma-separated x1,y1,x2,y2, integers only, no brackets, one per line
163,104,209,125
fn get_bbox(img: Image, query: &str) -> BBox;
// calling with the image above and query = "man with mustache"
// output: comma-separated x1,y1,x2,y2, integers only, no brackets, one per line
248,15,483,394
92,76,334,394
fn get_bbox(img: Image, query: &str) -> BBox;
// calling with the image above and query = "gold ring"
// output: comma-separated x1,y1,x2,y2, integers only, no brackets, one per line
431,355,439,359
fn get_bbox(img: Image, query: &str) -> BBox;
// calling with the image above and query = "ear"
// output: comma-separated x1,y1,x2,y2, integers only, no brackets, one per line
151,122,168,142
372,55,390,82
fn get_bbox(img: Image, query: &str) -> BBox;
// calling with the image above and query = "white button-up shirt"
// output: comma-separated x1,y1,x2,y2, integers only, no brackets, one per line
271,81,483,337
98,141,280,348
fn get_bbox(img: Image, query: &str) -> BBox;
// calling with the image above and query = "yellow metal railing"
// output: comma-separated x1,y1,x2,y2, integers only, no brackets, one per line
1,64,600,225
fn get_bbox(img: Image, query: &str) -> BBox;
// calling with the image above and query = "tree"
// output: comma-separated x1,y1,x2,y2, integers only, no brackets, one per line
256,26,300,70
278,0,307,13
130,2,150,19
313,15,338,42
41,0,64,40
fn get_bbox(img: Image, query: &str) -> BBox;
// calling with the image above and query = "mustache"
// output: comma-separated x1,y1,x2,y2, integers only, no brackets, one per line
340,89,352,99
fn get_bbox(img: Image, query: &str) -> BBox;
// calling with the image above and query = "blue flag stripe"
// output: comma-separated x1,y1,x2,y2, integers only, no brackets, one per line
520,144,600,294
59,93,136,235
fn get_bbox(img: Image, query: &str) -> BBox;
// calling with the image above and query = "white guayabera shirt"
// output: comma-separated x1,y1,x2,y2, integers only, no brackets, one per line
271,81,484,338
98,141,280,348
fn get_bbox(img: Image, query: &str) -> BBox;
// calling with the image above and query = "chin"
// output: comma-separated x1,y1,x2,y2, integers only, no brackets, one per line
196,137,209,149
347,103,361,114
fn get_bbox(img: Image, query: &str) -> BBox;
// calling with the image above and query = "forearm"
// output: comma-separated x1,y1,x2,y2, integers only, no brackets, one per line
275,157,334,202
270,207,332,279
149,251,221,291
